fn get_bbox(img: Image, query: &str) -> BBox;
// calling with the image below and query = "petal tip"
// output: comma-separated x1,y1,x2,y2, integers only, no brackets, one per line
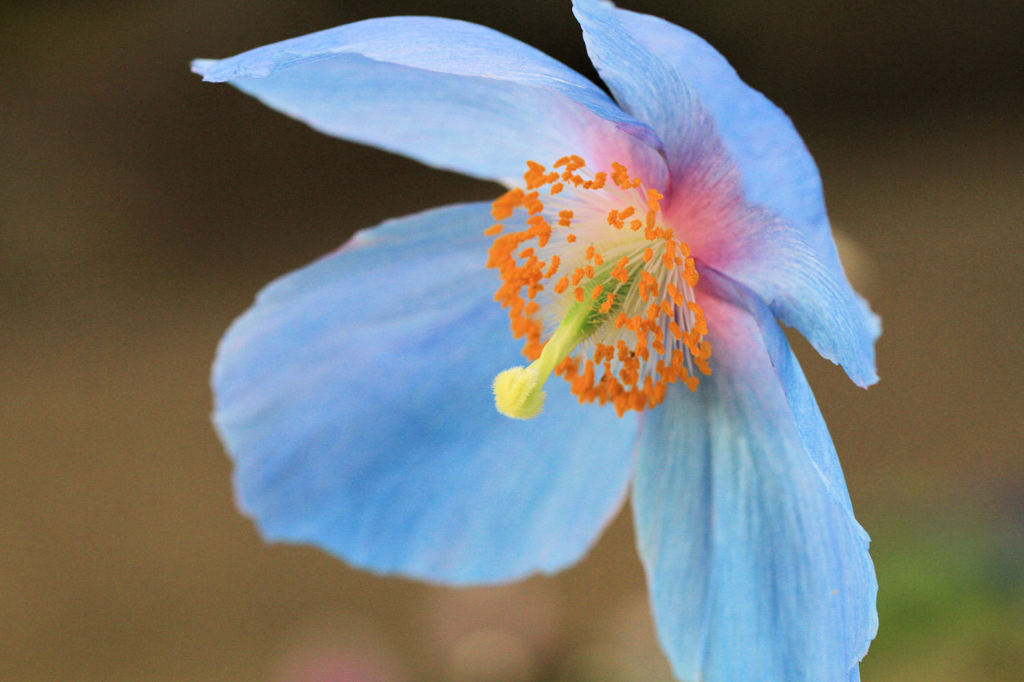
573,0,616,12
190,58,217,80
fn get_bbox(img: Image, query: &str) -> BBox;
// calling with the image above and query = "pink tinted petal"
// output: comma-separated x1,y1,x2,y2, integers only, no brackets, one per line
633,276,875,681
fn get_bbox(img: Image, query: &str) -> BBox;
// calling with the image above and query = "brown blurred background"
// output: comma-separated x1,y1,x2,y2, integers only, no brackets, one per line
2,1,1022,680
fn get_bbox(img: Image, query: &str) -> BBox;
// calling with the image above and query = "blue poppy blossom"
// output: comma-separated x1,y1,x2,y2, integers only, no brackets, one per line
195,1,879,680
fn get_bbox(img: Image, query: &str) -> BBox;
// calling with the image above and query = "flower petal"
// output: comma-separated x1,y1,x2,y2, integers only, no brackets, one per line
573,0,834,258
193,16,666,188
573,0,879,387
213,202,638,584
707,211,881,387
631,283,876,681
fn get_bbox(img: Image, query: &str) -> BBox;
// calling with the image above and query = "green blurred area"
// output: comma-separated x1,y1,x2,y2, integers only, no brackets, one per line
2,1,1022,680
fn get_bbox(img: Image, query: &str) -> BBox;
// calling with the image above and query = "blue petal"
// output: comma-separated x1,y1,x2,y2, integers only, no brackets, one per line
213,202,638,584
632,282,876,681
709,211,880,387
572,0,879,387
193,16,666,188
573,0,835,260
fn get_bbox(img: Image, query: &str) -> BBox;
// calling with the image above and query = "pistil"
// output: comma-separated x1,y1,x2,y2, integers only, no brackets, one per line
493,300,590,419
486,156,712,418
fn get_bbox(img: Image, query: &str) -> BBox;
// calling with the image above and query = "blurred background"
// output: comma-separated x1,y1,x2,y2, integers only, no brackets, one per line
2,0,1022,680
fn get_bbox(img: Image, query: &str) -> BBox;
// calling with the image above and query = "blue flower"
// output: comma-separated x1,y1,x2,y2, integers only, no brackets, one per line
194,1,879,680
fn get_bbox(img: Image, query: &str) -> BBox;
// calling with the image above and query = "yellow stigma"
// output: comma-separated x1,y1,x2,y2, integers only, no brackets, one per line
493,367,544,419
486,155,712,419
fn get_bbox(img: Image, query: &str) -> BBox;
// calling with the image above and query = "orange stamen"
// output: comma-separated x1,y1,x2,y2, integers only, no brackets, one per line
491,187,524,220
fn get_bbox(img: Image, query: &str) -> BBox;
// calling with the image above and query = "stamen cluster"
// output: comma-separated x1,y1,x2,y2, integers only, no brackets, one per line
486,156,711,416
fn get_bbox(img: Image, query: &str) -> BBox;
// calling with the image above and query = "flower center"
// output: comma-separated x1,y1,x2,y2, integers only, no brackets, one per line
486,156,711,419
